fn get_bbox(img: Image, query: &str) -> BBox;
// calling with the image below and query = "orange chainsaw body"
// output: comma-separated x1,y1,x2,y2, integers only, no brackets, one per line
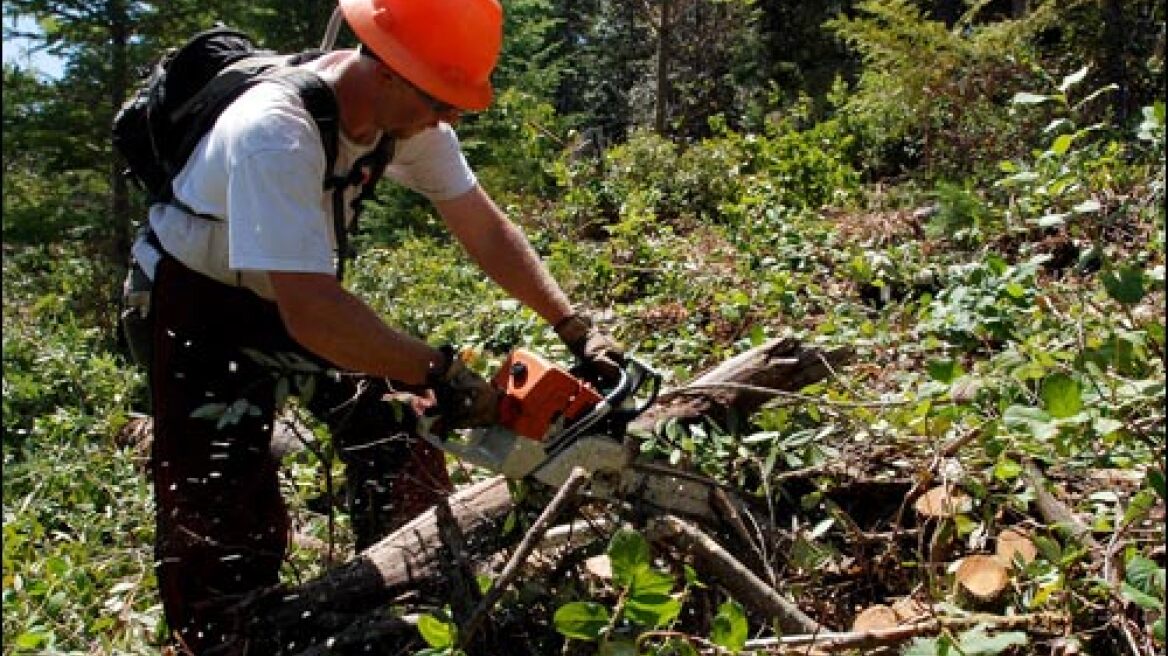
493,349,602,441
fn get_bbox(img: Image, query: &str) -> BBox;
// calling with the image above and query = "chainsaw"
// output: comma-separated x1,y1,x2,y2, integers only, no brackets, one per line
421,348,727,522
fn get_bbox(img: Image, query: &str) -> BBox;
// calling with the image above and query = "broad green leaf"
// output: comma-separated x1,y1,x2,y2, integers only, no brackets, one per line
1004,405,1055,440
1122,489,1158,527
1154,617,1166,642
1121,582,1163,610
955,626,1028,655
1148,469,1167,500
1040,373,1082,419
993,458,1022,481
1011,91,1051,105
554,602,610,641
927,359,962,384
1050,133,1075,156
710,600,748,652
1125,554,1165,595
608,529,651,586
630,567,675,597
1092,416,1124,437
1033,535,1063,563
1102,266,1146,305
625,593,682,627
417,613,455,648
14,632,49,649
1058,66,1089,93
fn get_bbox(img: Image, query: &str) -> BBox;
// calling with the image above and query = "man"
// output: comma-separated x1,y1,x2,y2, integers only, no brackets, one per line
125,0,621,651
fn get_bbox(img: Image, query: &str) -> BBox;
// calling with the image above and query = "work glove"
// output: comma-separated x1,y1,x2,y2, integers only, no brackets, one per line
554,312,625,385
426,345,500,429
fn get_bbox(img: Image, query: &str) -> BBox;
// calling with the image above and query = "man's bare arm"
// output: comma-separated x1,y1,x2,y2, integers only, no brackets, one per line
435,185,574,325
269,271,441,384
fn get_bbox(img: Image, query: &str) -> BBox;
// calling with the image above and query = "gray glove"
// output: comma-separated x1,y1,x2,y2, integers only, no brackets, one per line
427,346,500,429
554,313,625,385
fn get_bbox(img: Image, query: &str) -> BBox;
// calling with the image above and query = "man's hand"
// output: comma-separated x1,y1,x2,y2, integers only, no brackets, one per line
554,313,625,385
427,346,500,428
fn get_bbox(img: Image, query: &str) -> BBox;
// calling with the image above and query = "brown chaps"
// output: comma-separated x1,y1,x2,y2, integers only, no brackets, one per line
144,257,450,653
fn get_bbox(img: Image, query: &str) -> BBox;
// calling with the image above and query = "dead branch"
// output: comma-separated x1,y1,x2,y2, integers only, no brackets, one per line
741,611,1069,653
633,338,854,430
645,515,824,634
460,467,592,648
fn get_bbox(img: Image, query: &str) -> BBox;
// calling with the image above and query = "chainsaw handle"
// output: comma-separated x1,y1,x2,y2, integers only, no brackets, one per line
619,356,661,415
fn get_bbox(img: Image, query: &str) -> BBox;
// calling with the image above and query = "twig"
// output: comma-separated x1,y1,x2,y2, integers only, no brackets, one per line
741,611,1068,653
645,515,823,634
459,467,592,648
667,382,908,409
435,498,480,627
895,425,983,529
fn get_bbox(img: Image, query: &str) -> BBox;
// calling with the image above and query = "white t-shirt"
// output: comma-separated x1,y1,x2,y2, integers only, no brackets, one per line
142,67,477,300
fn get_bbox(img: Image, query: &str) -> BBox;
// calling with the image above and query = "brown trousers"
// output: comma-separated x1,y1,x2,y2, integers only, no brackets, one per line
145,257,450,654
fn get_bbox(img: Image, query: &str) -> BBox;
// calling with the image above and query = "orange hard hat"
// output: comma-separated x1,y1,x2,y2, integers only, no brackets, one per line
339,0,503,111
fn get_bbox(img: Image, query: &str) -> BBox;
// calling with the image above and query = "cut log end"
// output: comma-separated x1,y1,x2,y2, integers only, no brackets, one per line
851,604,900,632
913,485,972,519
995,527,1038,568
955,555,1010,604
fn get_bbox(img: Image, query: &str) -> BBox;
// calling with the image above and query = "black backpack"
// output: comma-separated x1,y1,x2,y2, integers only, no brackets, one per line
112,26,391,279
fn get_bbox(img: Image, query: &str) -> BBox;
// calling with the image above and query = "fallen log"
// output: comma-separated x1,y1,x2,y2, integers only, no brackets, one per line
235,338,849,651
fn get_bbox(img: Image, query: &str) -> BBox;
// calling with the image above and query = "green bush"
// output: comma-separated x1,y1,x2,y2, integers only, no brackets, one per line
827,0,1051,182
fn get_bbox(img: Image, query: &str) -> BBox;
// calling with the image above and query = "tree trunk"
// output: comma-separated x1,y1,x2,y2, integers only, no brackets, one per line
108,0,132,264
654,0,672,135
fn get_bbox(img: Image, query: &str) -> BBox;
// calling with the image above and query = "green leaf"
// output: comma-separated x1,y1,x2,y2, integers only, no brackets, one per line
927,359,963,384
554,602,610,641
1050,133,1076,156
1125,554,1165,595
630,567,675,597
14,631,49,649
1040,373,1082,419
1154,617,1165,642
608,528,651,586
1148,469,1167,500
710,600,748,652
625,593,682,627
1121,582,1163,610
993,458,1023,482
1004,405,1055,440
1123,489,1158,527
1102,266,1147,305
1033,534,1063,563
955,626,1028,655
417,613,455,648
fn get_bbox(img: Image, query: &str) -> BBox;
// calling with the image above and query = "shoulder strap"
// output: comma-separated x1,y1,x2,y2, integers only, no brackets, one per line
259,66,395,282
